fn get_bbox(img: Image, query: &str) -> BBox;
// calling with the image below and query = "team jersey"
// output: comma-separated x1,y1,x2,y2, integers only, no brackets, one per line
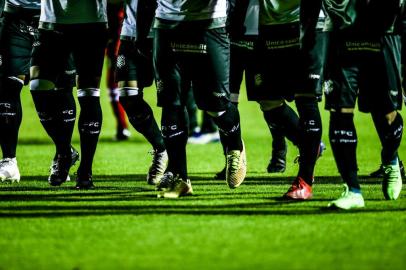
120,0,155,40
259,0,300,26
39,0,107,24
323,0,404,33
155,0,227,21
1,0,4,14
5,0,40,10
244,0,259,35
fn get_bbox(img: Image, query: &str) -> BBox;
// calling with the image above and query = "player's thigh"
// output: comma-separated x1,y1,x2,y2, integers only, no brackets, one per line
191,28,230,111
72,24,108,88
1,14,34,78
359,35,402,114
31,28,70,83
153,29,183,107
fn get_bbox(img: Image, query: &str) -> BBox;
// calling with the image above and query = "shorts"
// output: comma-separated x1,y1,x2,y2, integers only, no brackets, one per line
153,25,230,111
0,11,38,77
324,32,402,114
230,36,258,102
31,23,108,86
253,23,326,101
0,11,75,87
106,2,124,59
116,38,154,88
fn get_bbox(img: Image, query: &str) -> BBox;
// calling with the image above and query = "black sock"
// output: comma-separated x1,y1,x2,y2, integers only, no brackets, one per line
77,95,102,174
372,112,403,165
185,87,198,134
212,103,242,151
329,112,360,191
161,106,188,179
295,97,322,184
31,90,75,156
0,78,23,158
262,103,300,146
269,126,286,153
120,95,165,152
201,112,217,133
55,90,76,156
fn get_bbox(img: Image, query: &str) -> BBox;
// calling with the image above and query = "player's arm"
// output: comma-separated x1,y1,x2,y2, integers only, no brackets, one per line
366,0,404,33
226,0,249,38
300,0,322,49
0,0,4,16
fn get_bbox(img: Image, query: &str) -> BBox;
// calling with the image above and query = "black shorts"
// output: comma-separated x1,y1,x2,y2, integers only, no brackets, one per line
31,23,108,86
253,23,326,101
230,37,258,102
153,25,230,111
116,38,154,88
0,11,75,87
324,32,402,114
0,11,38,77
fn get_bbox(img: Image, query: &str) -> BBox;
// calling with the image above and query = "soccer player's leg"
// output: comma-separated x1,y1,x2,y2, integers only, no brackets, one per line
325,51,364,209
71,23,109,189
30,28,76,186
0,13,36,183
106,3,129,141
291,29,327,191
214,41,244,180
0,76,22,183
372,111,403,200
192,27,245,189
154,28,191,198
328,109,364,209
30,73,77,186
367,34,403,200
117,40,167,185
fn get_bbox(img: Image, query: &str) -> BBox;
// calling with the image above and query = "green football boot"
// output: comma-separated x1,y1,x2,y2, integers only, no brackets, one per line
328,185,365,210
382,160,403,200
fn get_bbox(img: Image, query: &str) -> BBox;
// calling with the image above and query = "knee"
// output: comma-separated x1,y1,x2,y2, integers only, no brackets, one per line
258,100,284,112
77,88,100,97
30,78,55,91
2,76,24,98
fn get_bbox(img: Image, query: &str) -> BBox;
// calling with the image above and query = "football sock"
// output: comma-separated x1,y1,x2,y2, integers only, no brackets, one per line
201,112,217,133
77,90,102,175
211,103,242,151
161,106,188,179
109,88,128,130
31,90,74,156
269,125,286,152
372,111,403,165
185,88,198,134
262,103,300,146
0,77,23,158
120,95,165,152
295,97,322,185
329,112,360,191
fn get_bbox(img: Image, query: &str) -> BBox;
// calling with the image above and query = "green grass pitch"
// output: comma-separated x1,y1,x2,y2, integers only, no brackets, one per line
0,70,405,269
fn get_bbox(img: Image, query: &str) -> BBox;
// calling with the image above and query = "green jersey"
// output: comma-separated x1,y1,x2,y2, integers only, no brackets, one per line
323,0,404,33
259,0,300,26
39,0,107,25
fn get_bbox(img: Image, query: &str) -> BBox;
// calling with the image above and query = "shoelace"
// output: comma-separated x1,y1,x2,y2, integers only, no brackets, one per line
288,179,301,191
50,161,60,174
149,150,166,176
227,152,240,173
340,184,350,197
158,173,174,188
384,166,399,183
0,159,13,169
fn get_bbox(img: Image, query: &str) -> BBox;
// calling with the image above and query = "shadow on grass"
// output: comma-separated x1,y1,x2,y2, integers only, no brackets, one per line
1,174,402,218
0,202,404,218
13,174,384,185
